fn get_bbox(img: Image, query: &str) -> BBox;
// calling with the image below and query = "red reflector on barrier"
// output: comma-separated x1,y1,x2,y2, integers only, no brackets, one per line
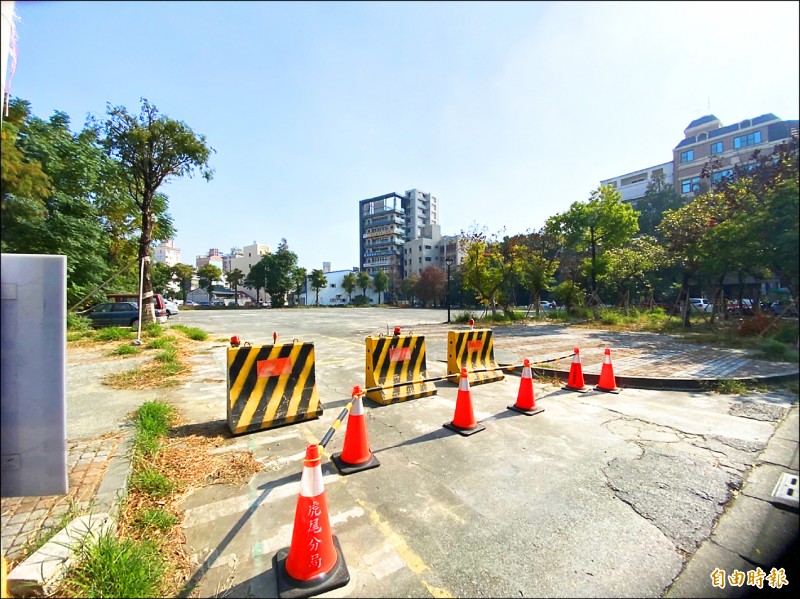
467,340,483,352
257,357,293,377
389,347,412,362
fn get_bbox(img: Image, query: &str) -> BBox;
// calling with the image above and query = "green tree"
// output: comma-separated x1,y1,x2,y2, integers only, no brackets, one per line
342,272,357,303
601,236,668,311
635,173,684,237
171,263,195,303
1,100,117,306
197,263,221,303
96,98,214,322
291,267,307,307
226,268,245,306
309,269,328,306
373,270,389,305
357,270,372,298
244,259,267,305
400,273,420,305
512,227,560,316
548,185,639,316
262,242,301,308
458,226,520,316
150,261,173,295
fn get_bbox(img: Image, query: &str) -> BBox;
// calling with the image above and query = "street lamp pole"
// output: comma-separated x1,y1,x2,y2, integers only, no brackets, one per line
445,257,453,324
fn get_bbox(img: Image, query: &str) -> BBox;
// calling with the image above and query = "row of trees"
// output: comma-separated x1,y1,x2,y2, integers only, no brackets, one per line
3,96,797,323
447,137,798,326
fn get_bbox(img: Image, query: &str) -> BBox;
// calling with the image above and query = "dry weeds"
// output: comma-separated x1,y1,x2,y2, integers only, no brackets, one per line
118,424,263,597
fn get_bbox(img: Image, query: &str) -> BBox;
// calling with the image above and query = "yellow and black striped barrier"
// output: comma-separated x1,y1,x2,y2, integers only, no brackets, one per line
365,333,436,405
447,329,504,385
227,341,322,435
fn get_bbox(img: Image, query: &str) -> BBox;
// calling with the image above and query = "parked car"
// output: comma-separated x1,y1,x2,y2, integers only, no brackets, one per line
768,301,798,317
539,301,553,310
688,298,710,312
78,302,141,328
164,299,180,317
106,293,168,324
726,299,754,316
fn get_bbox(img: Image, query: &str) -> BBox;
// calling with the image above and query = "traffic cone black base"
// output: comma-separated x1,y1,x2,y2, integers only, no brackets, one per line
593,385,621,394
562,383,590,393
274,535,350,599
330,452,380,476
507,403,545,416
443,421,486,436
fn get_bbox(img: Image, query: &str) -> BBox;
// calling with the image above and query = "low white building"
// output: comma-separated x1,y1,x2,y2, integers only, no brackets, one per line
301,268,377,306
600,161,674,204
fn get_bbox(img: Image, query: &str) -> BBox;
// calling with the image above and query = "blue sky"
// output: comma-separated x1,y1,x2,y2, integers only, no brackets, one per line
7,0,799,272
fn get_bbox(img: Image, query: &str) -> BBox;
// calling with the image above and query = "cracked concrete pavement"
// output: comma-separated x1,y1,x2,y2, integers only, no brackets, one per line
152,309,798,598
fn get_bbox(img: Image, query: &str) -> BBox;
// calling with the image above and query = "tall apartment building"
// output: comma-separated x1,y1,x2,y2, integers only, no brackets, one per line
222,247,243,272
229,241,271,277
195,248,222,269
601,112,798,204
152,239,181,267
359,189,439,283
403,224,462,277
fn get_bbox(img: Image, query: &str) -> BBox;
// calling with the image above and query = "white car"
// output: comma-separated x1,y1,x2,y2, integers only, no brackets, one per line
688,298,710,312
164,299,180,317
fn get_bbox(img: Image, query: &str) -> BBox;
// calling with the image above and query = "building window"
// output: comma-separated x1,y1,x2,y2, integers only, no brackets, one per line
733,131,761,149
680,150,694,163
711,169,734,184
681,177,701,194
710,141,723,155
425,257,431,262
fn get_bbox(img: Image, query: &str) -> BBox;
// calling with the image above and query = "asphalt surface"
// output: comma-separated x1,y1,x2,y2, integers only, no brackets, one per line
8,308,797,598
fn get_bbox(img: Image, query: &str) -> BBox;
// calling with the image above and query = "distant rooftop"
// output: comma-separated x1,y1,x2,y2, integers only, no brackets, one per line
686,114,719,130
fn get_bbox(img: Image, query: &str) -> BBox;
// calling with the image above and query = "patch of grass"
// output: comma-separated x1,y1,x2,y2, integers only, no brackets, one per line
145,337,174,350
136,401,175,439
759,338,790,361
155,346,178,363
95,327,135,342
62,530,165,599
131,507,178,533
130,466,175,497
133,401,176,458
453,311,478,324
143,322,164,338
67,330,95,342
170,324,208,341
109,343,141,357
67,313,93,331
715,379,749,395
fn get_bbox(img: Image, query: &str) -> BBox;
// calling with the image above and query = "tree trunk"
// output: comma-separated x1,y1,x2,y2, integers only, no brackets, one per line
139,204,155,324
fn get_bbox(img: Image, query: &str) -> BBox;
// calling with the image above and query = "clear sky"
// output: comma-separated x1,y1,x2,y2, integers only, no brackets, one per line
7,0,800,272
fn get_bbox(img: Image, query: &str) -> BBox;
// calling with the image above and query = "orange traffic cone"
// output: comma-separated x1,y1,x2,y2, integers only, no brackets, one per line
508,358,545,416
444,368,485,436
331,387,380,475
273,444,350,598
594,348,621,393
562,347,589,393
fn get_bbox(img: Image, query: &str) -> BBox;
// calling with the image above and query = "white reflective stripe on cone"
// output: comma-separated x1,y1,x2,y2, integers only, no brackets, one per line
299,464,325,497
351,395,364,416
523,365,533,379
459,376,469,391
